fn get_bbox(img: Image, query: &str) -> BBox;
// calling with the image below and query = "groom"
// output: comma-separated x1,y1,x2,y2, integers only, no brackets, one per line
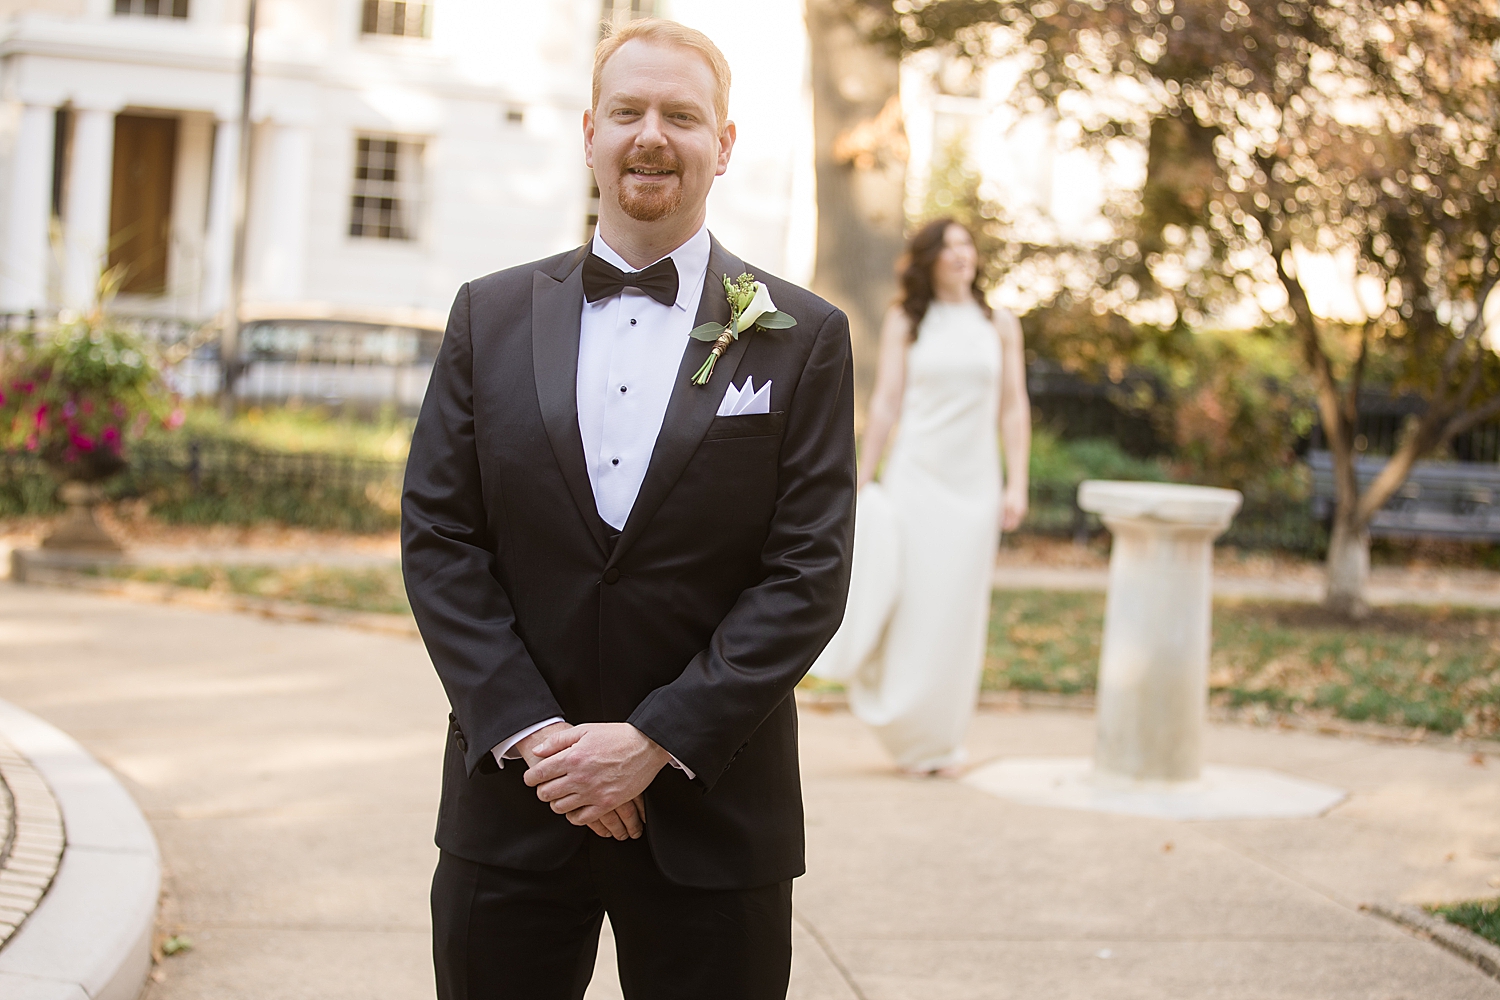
401,17,856,1000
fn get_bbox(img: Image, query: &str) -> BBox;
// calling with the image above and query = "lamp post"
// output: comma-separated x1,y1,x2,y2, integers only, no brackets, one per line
221,0,257,417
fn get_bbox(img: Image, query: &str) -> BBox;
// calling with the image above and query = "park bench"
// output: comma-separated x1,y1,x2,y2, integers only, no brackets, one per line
1308,450,1500,540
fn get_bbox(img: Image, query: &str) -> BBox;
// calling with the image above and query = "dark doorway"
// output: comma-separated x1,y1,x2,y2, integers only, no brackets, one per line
109,114,178,296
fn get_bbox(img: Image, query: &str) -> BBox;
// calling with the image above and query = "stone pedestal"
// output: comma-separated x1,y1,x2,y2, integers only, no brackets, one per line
964,483,1347,821
1078,480,1242,782
40,482,124,555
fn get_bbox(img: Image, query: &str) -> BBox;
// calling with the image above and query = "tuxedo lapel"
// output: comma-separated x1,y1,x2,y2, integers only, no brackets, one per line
532,250,610,556
607,238,748,570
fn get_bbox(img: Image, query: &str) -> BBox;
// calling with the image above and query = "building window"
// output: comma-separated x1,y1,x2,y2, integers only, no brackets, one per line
600,0,654,32
361,0,431,38
349,136,423,241
115,0,190,16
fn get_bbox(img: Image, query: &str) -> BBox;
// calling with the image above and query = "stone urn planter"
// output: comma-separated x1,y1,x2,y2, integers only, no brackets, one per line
1,318,179,559
40,449,130,554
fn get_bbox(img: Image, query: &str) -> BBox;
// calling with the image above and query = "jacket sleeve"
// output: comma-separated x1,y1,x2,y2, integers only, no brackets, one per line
402,282,566,775
626,306,857,790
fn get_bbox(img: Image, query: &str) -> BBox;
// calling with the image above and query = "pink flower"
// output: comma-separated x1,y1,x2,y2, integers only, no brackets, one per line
112,402,127,419
0,389,6,407
81,399,95,416
165,407,185,430
24,433,37,451
68,427,96,452
101,425,121,452
62,400,77,419
33,404,47,428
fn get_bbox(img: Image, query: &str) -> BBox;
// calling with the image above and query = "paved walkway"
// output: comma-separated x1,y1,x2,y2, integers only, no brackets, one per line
1,583,1497,999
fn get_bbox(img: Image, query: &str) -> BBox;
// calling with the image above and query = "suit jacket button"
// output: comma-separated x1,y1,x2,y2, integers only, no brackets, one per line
455,733,468,752
603,567,620,584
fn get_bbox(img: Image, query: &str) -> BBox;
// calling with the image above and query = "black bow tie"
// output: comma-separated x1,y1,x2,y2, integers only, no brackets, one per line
582,252,679,307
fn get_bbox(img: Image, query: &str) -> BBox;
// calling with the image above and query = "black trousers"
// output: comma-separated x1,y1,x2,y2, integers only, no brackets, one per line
432,835,793,1000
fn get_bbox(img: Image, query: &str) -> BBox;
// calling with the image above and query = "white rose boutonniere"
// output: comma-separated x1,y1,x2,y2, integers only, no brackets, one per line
688,272,797,386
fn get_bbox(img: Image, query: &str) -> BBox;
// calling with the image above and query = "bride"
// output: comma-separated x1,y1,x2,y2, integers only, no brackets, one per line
814,218,1031,775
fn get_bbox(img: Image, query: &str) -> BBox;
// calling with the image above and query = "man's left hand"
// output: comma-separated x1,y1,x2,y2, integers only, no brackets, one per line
522,722,671,827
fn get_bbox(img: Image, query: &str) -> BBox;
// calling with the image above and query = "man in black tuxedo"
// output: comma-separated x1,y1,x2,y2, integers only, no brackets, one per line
401,17,855,1000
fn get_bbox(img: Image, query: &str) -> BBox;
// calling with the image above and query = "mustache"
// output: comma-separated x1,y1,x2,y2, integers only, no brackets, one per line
621,151,682,174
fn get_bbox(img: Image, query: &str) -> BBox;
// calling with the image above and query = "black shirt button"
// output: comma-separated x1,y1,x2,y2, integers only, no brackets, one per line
630,318,637,326
619,385,627,393
603,567,621,584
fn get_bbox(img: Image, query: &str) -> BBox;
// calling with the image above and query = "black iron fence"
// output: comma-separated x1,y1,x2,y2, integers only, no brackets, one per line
0,438,404,533
1021,481,1327,555
0,312,442,414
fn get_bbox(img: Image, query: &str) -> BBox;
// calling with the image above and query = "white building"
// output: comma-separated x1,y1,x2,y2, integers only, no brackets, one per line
0,0,813,331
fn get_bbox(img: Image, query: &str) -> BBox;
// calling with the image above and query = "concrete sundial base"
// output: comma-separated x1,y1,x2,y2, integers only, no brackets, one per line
964,756,1348,821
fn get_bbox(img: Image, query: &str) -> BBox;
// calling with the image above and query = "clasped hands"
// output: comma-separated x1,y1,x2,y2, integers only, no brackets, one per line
517,721,671,842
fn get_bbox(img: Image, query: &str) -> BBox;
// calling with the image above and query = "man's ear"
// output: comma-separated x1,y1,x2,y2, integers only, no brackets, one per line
716,120,736,177
583,108,595,168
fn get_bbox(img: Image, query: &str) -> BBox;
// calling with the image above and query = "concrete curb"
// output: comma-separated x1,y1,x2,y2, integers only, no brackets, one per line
0,735,65,950
0,699,160,1000
1363,902,1500,981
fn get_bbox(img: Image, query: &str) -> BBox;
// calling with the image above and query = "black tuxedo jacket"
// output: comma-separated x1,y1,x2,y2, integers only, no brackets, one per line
401,237,856,890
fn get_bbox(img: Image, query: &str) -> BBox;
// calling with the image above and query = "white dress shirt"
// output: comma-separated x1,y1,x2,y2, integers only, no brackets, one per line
490,225,711,775
576,225,711,530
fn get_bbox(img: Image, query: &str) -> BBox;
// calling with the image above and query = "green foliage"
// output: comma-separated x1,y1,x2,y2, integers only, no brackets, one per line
1429,899,1500,948
868,0,1500,518
0,321,178,478
985,591,1500,738
168,403,413,461
1028,427,1167,488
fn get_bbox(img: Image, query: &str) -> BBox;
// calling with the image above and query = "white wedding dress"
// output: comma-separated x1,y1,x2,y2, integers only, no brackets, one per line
814,300,1002,771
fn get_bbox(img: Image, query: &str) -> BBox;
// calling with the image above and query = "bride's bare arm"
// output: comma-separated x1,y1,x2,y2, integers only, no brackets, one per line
857,307,912,490
995,308,1031,530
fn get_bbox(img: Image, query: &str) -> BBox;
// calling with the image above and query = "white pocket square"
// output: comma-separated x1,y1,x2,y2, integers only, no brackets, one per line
716,376,772,417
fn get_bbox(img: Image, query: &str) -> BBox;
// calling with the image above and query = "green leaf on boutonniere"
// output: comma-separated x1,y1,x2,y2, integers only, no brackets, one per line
690,322,731,342
752,310,798,330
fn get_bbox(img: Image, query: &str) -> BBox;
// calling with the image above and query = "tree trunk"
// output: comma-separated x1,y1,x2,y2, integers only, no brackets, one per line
1324,505,1371,619
805,0,907,412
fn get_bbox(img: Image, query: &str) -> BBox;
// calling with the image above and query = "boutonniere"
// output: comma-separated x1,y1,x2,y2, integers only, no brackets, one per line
688,273,797,386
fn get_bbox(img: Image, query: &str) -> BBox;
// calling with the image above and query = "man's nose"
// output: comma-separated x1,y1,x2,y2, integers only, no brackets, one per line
635,109,668,147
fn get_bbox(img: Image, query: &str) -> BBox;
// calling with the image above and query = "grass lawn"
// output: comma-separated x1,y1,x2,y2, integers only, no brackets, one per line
987,590,1500,740
98,563,410,616
89,566,1500,742
1429,899,1500,947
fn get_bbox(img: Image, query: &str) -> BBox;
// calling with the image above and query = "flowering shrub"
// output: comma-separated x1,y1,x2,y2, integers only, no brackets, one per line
0,321,180,482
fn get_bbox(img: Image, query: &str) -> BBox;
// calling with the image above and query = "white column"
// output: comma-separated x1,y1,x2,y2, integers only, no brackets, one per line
201,118,238,318
0,104,56,313
168,115,213,312
1077,481,1242,784
62,107,115,311
252,122,312,302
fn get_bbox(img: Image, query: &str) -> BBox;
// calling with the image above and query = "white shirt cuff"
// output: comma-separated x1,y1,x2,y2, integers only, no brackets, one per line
491,718,695,780
491,717,565,768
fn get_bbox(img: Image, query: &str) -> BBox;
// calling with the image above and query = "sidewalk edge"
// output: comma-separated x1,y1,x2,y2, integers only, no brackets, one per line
1363,902,1500,981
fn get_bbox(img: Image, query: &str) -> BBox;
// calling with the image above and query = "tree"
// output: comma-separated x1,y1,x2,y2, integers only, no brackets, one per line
807,0,910,404
859,0,1500,616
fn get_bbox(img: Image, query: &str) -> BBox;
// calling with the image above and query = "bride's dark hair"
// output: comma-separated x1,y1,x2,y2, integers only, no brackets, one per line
896,218,991,339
